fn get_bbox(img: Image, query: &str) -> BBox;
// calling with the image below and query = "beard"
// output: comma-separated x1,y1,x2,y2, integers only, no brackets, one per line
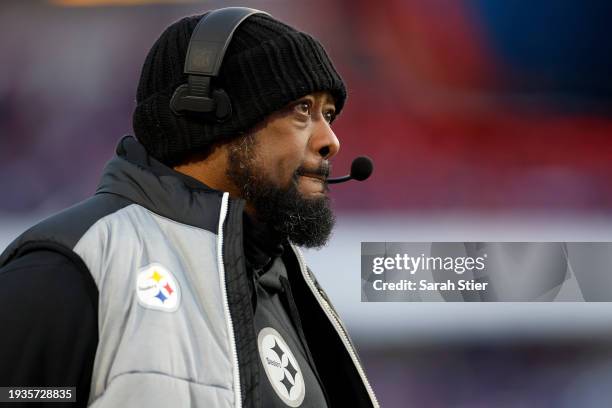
226,134,335,248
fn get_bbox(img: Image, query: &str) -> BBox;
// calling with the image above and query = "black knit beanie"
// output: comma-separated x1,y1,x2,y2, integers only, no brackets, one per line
133,12,347,166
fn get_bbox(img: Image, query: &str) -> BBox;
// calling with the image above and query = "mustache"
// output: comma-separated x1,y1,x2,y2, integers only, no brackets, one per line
295,162,331,180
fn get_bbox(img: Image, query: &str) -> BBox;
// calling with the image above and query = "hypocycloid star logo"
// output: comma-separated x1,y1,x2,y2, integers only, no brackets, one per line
258,327,305,406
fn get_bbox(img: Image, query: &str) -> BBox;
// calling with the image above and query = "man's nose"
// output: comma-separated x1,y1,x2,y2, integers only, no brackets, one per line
312,121,340,160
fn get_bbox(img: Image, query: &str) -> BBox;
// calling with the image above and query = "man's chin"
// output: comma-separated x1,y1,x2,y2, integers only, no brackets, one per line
284,193,335,248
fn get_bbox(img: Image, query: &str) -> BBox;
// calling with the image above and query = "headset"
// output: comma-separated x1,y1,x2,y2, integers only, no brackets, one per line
169,7,269,122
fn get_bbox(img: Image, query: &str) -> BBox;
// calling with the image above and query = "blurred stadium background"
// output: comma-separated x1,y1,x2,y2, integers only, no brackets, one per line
2,0,612,406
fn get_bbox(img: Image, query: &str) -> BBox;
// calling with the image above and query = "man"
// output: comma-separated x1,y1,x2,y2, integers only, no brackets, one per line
0,9,378,408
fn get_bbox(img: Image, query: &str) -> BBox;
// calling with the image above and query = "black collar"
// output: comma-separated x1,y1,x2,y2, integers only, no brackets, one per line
243,213,285,275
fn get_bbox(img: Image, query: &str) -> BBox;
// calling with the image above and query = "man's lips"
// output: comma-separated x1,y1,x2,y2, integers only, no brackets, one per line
296,165,329,183
299,173,326,183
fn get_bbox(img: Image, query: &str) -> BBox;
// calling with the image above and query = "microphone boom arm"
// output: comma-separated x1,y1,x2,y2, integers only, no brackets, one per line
327,175,352,184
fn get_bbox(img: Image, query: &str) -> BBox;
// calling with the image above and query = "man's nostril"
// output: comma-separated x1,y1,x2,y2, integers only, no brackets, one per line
319,146,330,158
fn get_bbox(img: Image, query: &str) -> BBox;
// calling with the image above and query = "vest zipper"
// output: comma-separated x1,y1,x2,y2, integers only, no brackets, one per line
290,244,380,408
217,192,242,408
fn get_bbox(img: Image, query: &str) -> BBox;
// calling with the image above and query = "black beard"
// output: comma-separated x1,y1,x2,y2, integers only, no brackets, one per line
226,135,335,248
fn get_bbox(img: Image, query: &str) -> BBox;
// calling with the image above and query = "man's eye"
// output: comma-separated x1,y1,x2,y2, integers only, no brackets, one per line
295,102,311,116
324,110,336,123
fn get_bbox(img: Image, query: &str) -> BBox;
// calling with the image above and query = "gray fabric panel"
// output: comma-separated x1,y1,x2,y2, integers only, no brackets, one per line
0,194,131,267
73,204,234,406
88,372,233,408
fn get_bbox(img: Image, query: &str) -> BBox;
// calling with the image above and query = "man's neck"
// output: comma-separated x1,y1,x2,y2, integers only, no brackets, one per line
173,144,242,198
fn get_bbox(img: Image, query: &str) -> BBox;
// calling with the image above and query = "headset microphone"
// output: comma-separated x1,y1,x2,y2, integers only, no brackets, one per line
327,156,374,184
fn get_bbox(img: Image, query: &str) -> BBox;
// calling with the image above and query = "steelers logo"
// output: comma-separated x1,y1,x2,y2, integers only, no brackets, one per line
136,263,181,312
258,327,305,407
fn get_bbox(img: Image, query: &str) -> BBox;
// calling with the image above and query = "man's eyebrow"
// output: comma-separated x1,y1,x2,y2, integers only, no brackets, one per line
322,94,336,108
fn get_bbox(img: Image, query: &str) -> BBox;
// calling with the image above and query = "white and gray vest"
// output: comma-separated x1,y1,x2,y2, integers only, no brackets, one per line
0,136,379,408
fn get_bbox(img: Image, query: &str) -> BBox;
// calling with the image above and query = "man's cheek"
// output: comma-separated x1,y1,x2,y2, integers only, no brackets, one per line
274,159,298,188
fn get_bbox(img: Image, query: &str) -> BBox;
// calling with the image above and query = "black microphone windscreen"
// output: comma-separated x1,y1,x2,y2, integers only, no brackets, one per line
350,156,373,181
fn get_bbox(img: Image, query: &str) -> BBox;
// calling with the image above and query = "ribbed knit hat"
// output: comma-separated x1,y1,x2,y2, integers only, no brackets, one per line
133,12,347,166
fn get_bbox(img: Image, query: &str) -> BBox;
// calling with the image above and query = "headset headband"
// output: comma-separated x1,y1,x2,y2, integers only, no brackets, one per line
170,7,269,120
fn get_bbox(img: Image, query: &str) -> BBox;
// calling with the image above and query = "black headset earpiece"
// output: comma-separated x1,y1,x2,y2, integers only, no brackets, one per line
169,7,269,122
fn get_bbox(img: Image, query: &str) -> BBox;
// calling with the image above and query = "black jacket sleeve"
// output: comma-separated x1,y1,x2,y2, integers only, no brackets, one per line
0,250,98,407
